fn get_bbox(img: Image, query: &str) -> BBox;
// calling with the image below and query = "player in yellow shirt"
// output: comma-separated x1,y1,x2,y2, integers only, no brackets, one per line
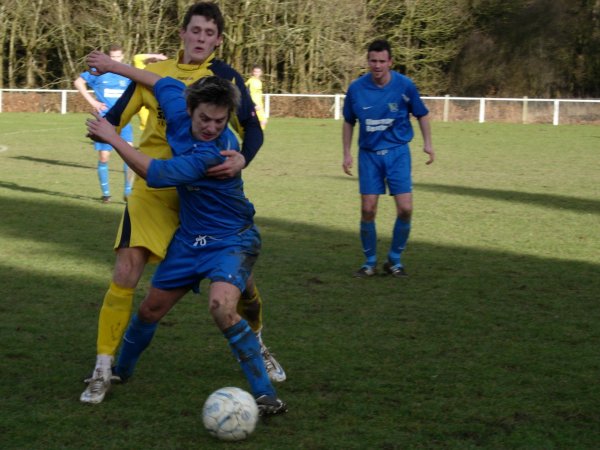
245,65,267,129
80,2,285,404
132,53,168,130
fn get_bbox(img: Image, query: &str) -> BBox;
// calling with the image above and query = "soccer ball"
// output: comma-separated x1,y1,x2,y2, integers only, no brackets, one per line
202,387,259,441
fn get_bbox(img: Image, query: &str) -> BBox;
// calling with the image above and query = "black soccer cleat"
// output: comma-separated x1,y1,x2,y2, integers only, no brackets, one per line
383,262,408,278
255,395,288,416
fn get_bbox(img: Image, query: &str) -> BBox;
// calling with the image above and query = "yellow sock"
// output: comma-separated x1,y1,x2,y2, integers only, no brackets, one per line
237,285,263,333
97,282,135,356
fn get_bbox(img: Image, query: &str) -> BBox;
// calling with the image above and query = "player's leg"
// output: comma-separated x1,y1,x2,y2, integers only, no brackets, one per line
238,274,286,382
97,147,111,202
353,150,385,277
81,189,179,404
80,247,149,404
353,194,379,277
385,147,413,277
211,281,286,415
120,125,135,200
114,286,188,380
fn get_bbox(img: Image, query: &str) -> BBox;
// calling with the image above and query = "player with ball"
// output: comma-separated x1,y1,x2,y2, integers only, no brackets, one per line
85,50,287,417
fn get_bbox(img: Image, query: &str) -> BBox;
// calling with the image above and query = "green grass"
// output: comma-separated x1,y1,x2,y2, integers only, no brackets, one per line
1,114,599,449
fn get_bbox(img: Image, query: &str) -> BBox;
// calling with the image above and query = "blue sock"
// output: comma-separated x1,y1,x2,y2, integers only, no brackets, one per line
224,319,275,398
123,163,132,196
360,221,377,267
115,314,158,380
97,161,109,196
388,217,411,266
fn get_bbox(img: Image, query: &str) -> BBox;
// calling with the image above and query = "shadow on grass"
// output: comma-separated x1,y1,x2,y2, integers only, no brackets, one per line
0,180,102,202
1,193,599,448
417,182,600,215
9,155,129,174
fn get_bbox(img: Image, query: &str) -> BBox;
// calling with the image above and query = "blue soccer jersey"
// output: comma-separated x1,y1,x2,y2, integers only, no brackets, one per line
343,71,429,151
79,71,131,115
145,77,255,242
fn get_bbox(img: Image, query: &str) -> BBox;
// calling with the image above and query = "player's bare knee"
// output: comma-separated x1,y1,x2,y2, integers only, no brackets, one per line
112,248,148,287
138,302,165,323
361,209,376,221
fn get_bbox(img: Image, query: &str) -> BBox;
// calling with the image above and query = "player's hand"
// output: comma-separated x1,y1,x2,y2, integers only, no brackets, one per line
423,145,435,165
86,111,116,144
86,50,113,75
343,155,354,176
206,150,246,179
92,100,107,114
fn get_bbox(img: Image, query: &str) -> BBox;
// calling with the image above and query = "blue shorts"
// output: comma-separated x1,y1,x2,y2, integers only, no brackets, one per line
152,225,261,293
94,124,134,151
358,145,412,195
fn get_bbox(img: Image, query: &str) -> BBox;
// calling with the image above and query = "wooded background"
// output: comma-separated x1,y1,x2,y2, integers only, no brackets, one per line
1,0,598,97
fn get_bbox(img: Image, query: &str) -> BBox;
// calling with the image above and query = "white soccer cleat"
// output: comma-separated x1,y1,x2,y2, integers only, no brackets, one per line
80,367,111,404
260,343,286,383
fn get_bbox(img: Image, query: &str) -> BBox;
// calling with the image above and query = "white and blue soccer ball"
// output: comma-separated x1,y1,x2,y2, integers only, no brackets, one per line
202,387,259,441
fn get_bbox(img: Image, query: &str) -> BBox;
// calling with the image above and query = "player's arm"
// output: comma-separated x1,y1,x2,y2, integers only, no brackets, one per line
342,120,355,176
73,76,106,113
341,87,357,176
206,70,263,179
416,114,435,165
86,111,151,177
87,50,161,89
134,53,168,68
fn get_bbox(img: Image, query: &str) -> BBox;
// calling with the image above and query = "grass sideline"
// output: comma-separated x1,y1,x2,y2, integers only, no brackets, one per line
1,113,599,449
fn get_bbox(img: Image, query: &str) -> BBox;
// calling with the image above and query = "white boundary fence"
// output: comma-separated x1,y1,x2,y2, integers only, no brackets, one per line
1,88,600,125
265,94,600,126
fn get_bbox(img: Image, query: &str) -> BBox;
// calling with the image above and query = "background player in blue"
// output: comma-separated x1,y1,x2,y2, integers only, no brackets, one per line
74,44,133,203
342,39,435,278
85,50,287,415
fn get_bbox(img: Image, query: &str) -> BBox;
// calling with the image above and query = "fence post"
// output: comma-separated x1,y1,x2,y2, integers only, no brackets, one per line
334,94,341,120
0,90,3,113
264,94,270,119
553,100,560,126
61,90,68,114
443,95,449,122
522,96,528,124
479,98,486,123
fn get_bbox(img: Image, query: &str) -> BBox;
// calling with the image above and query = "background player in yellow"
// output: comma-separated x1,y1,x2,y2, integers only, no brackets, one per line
80,2,285,405
132,52,168,130
246,65,267,129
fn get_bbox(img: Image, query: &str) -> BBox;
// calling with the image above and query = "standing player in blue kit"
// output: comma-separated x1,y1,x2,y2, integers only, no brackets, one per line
342,39,435,278
74,44,134,202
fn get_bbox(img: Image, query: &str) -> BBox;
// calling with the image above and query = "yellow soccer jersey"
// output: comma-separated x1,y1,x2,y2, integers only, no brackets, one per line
105,50,262,190
246,77,263,109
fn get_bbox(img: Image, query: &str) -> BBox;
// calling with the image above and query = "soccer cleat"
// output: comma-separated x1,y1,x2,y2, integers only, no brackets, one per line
383,262,408,278
261,343,286,383
352,265,377,278
101,195,111,203
80,367,112,404
83,367,123,384
255,395,288,416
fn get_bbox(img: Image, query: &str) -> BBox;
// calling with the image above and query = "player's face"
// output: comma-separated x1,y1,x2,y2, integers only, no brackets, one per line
180,15,223,64
367,50,392,85
109,50,124,63
252,68,262,79
188,103,230,142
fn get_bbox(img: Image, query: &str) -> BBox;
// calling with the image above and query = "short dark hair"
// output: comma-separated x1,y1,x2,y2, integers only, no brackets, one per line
185,76,240,114
108,44,123,53
367,39,392,59
182,2,224,35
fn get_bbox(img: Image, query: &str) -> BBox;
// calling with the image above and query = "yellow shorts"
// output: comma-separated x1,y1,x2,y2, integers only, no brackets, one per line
114,184,180,263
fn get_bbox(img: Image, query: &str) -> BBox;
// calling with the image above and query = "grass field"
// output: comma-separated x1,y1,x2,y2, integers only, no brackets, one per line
1,113,599,449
